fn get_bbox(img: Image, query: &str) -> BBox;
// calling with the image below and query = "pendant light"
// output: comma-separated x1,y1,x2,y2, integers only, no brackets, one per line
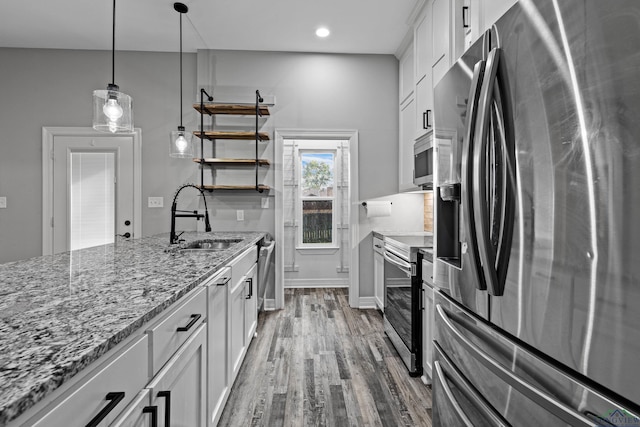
92,0,133,133
169,2,194,158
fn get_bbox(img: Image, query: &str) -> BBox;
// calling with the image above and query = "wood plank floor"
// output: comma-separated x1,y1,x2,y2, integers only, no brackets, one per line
218,288,433,426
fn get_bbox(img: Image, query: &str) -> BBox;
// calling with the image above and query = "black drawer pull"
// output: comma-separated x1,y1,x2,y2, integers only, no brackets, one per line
423,110,432,129
217,276,230,286
85,392,125,427
176,314,201,332
142,406,158,427
463,6,469,28
158,390,171,427
246,278,253,299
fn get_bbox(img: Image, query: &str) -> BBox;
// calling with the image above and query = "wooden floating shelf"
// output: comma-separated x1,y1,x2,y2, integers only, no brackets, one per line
193,103,270,116
194,158,270,166
193,131,270,141
198,184,271,191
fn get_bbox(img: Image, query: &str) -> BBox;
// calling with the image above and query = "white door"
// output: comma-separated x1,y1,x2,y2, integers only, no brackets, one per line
43,128,141,255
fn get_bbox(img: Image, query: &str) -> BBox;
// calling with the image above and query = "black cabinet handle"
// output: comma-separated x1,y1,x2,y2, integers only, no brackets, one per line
423,110,432,129
176,314,201,332
158,390,171,427
85,392,125,427
246,278,253,299
463,6,469,28
216,276,230,286
142,406,158,427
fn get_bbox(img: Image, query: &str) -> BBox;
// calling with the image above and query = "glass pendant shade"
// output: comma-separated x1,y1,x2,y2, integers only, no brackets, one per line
93,84,133,133
169,126,194,158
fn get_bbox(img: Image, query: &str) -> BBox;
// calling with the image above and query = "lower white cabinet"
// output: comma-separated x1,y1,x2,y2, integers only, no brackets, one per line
110,389,154,427
373,236,385,311
422,282,435,384
244,263,258,344
205,268,231,427
147,322,207,427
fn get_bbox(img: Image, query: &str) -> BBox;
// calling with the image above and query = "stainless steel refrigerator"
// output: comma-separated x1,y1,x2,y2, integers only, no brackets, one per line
432,0,640,425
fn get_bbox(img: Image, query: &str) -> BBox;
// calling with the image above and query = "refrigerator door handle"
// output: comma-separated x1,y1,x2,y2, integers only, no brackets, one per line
472,47,515,297
461,58,487,291
433,342,510,427
435,304,596,427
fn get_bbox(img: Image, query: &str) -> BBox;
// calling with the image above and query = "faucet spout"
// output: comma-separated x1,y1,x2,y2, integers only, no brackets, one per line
170,184,212,244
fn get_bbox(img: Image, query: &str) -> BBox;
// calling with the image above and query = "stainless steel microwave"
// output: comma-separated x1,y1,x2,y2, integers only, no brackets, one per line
413,137,433,189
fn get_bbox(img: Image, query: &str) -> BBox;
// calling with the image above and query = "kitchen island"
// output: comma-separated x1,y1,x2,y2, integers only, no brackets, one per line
0,231,265,426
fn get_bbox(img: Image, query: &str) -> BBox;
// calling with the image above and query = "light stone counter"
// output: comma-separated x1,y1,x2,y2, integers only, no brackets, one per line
0,231,265,426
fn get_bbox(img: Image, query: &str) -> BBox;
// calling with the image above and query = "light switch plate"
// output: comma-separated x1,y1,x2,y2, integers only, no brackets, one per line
0,197,6,208
236,210,244,221
148,197,164,208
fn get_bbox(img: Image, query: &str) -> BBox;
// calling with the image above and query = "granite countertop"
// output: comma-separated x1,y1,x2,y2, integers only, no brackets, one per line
0,231,265,426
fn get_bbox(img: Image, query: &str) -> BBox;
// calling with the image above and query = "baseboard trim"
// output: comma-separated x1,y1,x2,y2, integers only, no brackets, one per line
358,296,377,309
284,278,349,288
263,299,276,311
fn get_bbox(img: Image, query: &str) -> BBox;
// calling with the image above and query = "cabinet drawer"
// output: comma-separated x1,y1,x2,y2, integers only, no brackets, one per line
422,257,434,286
31,335,148,427
146,287,206,374
228,245,257,287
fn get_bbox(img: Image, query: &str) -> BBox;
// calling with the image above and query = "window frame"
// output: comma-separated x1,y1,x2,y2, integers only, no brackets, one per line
296,147,339,249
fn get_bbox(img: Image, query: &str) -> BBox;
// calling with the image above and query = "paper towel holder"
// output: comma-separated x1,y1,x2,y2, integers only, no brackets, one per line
361,202,392,206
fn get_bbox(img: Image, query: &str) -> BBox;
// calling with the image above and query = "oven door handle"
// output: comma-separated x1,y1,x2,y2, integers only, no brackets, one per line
383,251,413,275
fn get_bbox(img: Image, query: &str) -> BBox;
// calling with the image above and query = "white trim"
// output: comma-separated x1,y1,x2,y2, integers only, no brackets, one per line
42,127,142,256
275,129,359,310
284,278,349,289
358,297,377,310
263,299,277,311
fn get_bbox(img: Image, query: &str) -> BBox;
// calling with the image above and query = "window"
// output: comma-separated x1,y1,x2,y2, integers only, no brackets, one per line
299,151,336,247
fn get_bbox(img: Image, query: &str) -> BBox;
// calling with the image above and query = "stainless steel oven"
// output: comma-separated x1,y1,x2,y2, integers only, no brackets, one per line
383,234,432,377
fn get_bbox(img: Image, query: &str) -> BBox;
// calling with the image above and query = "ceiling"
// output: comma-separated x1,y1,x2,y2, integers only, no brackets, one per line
0,0,420,55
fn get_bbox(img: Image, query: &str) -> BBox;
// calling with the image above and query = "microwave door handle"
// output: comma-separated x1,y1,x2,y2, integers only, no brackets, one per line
433,344,510,427
461,59,487,291
435,304,596,427
472,47,502,296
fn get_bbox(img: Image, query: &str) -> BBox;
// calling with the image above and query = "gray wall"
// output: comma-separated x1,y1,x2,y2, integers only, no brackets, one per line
0,47,401,300
0,47,199,263
196,50,400,298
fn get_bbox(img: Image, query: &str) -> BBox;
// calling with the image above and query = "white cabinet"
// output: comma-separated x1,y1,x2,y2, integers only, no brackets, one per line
205,268,231,427
227,245,258,383
414,9,433,140
373,236,385,312
399,95,417,192
110,389,154,427
422,283,435,383
399,40,415,105
461,0,517,51
30,335,149,427
244,263,258,344
147,323,207,427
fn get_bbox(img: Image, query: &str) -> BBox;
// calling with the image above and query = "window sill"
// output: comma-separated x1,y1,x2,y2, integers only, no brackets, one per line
295,246,340,254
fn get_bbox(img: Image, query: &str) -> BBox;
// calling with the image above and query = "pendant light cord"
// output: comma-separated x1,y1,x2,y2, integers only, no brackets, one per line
179,10,183,127
111,0,116,86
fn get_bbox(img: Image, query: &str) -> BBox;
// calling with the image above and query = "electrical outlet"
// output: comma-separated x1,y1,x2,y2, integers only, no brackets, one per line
0,197,6,209
148,197,164,208
236,210,244,221
261,198,269,209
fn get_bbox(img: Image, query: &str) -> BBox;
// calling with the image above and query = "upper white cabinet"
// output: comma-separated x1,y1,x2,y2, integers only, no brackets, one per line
462,0,518,51
414,7,434,140
399,41,415,105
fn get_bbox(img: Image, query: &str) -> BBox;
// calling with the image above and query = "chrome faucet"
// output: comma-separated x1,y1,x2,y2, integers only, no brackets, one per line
170,184,212,244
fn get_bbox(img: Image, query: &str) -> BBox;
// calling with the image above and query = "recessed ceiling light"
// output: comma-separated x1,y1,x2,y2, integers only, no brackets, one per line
316,27,330,38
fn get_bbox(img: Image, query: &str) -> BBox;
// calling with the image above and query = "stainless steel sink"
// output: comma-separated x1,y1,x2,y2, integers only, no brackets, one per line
179,239,242,252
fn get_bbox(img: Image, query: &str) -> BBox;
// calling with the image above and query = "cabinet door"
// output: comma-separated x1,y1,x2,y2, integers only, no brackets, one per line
374,250,385,311
229,271,247,382
414,9,431,83
206,268,231,427
415,77,433,139
399,96,417,192
399,42,415,105
147,323,207,427
244,263,258,344
422,283,435,384
482,0,516,33
432,0,451,70
110,389,154,427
